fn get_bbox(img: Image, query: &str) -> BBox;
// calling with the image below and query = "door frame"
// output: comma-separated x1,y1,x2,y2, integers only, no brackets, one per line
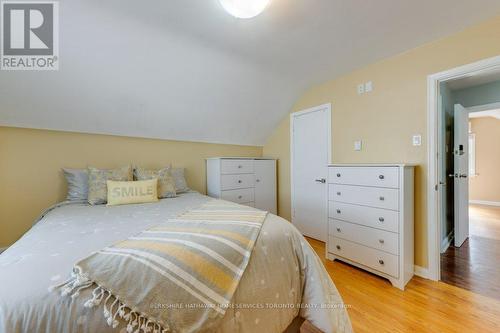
427,55,500,281
290,103,332,235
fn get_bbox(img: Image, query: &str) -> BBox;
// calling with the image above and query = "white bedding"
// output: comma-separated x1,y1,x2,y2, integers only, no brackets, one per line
0,192,352,333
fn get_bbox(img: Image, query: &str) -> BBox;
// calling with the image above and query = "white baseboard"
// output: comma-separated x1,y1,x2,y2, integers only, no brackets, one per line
440,230,454,253
469,200,500,207
414,265,431,279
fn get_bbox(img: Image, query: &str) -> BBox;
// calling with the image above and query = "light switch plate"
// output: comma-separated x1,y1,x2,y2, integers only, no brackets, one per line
354,140,362,151
412,135,422,146
357,84,365,95
364,81,373,92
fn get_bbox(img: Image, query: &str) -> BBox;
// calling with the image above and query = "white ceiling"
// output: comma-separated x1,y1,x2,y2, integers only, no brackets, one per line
469,109,500,120
1,0,500,145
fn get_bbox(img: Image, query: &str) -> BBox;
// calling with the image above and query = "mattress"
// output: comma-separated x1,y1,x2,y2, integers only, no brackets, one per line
0,192,352,333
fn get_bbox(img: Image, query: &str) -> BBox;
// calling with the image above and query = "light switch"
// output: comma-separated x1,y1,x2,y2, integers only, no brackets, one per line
357,84,365,95
354,140,362,151
412,135,422,146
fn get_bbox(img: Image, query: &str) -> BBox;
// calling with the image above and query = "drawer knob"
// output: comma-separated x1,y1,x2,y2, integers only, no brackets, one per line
336,245,341,250
337,192,341,196
336,209,341,214
336,227,341,232
238,165,243,169
379,239,385,244
238,180,242,183
256,179,260,183
336,173,341,177
378,259,385,265
379,217,385,222
379,174,385,180
238,195,243,199
379,196,385,201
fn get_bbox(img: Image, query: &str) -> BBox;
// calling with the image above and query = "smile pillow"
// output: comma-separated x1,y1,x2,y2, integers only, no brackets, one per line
107,179,158,206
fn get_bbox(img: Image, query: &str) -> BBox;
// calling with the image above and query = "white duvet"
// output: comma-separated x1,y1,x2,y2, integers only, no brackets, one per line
0,192,352,333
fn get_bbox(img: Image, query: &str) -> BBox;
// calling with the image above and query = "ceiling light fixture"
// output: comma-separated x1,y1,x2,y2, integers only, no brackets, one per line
219,0,270,19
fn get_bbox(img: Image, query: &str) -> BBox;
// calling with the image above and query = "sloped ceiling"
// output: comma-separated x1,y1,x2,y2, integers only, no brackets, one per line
1,0,500,145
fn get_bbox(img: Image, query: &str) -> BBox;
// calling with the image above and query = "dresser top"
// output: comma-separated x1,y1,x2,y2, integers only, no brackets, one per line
329,163,416,167
206,157,277,160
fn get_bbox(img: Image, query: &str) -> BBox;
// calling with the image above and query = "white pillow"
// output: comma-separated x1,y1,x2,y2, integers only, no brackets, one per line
63,168,88,201
171,168,190,193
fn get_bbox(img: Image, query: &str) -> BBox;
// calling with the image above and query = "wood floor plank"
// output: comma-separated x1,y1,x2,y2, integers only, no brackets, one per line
306,236,500,333
440,205,500,298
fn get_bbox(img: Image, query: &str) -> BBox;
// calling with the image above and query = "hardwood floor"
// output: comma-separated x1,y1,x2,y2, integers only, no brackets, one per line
306,237,500,333
441,204,500,299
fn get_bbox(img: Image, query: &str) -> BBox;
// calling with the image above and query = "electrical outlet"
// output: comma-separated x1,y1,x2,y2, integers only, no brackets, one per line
364,81,373,93
357,84,365,95
354,140,362,151
412,135,422,146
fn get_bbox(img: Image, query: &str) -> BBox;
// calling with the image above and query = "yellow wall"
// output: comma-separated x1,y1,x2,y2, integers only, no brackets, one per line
263,15,500,268
470,117,500,203
0,126,262,247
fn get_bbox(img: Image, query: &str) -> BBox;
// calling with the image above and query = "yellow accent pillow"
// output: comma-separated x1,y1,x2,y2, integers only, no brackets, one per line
107,179,159,206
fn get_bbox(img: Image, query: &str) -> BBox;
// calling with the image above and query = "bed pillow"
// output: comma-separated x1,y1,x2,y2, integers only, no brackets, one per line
63,168,88,201
87,165,133,205
171,167,190,193
134,166,176,199
107,179,158,206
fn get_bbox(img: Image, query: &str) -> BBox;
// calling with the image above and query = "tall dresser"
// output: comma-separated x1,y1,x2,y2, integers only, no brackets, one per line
327,164,414,290
206,158,277,214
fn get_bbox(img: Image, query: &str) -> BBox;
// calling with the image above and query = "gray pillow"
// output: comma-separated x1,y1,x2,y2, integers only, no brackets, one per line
63,168,88,201
171,168,190,193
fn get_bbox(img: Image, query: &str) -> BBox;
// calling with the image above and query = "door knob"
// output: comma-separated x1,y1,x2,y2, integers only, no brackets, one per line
459,174,468,178
315,178,326,183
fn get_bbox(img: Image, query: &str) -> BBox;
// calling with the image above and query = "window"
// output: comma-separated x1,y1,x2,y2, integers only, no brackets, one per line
469,133,476,176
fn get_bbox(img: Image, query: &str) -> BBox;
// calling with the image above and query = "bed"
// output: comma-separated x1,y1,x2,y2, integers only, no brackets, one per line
0,191,352,333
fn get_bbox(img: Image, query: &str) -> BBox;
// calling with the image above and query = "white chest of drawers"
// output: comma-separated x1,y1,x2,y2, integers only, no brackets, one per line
327,164,414,290
206,158,277,214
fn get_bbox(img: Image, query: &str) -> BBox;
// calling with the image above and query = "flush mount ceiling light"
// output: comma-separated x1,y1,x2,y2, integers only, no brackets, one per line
219,0,271,19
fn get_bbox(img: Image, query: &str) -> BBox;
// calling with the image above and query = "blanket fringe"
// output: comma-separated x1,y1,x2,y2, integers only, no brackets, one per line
55,274,170,333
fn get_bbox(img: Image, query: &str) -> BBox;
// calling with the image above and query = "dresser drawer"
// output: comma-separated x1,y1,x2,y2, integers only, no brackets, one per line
221,160,254,175
329,167,399,189
329,237,399,278
329,184,399,211
221,188,255,204
330,219,399,255
329,202,399,233
221,174,255,190
242,201,255,208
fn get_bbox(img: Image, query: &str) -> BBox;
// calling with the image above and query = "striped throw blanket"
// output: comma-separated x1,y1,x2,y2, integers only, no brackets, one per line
54,200,267,333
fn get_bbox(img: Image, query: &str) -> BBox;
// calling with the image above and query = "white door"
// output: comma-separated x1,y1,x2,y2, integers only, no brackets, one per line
254,160,277,214
291,105,330,241
454,104,469,247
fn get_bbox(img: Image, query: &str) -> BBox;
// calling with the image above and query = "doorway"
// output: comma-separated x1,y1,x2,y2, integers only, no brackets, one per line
429,58,500,297
290,103,332,241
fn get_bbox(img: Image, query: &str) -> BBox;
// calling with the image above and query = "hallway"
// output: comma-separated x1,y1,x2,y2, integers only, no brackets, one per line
441,204,500,298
